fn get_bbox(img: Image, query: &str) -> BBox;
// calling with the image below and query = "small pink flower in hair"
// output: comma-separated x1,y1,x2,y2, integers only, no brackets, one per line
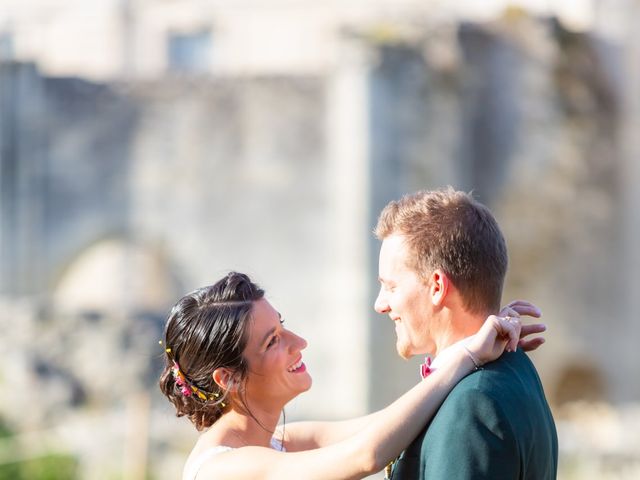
172,362,187,386
180,386,192,397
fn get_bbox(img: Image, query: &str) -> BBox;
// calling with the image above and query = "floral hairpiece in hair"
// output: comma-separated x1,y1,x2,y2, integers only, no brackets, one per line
160,341,223,405
171,361,196,397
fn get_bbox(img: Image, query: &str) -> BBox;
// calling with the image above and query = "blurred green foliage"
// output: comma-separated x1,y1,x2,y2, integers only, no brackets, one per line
0,455,79,480
0,419,78,480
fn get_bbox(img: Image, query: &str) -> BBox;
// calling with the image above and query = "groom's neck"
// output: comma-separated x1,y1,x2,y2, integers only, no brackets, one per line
432,308,489,357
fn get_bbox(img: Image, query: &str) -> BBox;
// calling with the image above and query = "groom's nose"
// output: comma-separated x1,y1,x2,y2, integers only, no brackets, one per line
374,290,390,314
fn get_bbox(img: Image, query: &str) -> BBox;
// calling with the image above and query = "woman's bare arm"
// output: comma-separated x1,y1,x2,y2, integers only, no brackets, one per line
278,301,544,451
201,348,475,479
275,412,385,452
198,315,524,480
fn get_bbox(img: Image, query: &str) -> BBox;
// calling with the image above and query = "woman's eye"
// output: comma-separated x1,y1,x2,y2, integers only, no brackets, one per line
267,336,278,348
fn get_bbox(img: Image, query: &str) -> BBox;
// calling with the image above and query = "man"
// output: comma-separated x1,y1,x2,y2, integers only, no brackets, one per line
374,188,558,479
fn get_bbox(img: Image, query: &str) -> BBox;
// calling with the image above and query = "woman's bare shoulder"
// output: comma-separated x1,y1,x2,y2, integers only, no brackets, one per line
183,428,243,479
195,445,283,480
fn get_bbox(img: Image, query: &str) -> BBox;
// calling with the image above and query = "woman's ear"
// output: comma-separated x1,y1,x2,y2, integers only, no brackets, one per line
212,367,234,391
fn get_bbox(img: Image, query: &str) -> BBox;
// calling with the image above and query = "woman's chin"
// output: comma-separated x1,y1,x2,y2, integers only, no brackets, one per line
302,375,313,392
289,375,313,400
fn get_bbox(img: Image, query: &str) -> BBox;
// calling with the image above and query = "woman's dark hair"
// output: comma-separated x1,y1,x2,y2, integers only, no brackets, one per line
159,272,264,430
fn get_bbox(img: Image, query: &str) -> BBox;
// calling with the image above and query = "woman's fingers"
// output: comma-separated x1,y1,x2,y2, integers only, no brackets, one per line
498,301,545,353
500,306,520,318
520,323,547,338
492,315,521,353
473,313,544,364
519,337,546,352
505,317,522,352
472,313,546,365
518,323,546,351
497,318,547,353
504,300,542,319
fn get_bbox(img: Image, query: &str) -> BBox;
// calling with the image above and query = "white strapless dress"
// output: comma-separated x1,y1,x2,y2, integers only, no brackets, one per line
184,437,285,480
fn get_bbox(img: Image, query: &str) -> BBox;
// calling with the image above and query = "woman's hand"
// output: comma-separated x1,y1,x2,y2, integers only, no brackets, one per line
499,300,546,352
466,315,523,366
499,299,541,319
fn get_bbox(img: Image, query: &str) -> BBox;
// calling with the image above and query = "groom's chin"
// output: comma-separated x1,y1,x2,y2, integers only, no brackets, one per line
396,342,412,360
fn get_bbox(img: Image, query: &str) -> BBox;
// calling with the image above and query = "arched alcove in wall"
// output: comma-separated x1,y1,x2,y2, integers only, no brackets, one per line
53,237,182,316
553,361,607,407
32,238,185,410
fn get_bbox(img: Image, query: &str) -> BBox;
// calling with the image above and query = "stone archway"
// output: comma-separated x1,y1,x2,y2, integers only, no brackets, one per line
553,362,607,406
53,237,180,316
0,236,185,451
0,237,184,428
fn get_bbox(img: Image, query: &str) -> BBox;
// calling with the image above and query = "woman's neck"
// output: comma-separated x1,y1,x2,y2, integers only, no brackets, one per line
219,406,282,448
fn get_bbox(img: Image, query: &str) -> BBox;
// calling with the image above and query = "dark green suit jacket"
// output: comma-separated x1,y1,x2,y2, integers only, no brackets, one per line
391,349,558,479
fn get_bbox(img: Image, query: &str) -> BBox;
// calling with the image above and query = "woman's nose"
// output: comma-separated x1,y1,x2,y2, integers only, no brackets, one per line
288,331,307,352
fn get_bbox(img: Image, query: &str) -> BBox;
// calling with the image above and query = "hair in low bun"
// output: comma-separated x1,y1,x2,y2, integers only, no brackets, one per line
159,272,264,430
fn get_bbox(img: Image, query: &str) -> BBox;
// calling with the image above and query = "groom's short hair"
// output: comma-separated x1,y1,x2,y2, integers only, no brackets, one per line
375,187,507,314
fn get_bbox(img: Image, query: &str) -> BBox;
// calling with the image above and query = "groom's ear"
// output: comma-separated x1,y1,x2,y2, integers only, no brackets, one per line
428,269,449,307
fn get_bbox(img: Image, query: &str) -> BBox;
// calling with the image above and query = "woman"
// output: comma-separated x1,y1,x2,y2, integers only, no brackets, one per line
159,272,545,480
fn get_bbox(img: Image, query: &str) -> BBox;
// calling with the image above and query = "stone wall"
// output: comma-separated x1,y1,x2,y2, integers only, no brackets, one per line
1,12,639,478
361,15,637,410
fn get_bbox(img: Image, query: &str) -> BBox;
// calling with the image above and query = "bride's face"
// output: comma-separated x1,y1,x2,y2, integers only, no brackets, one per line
241,299,312,406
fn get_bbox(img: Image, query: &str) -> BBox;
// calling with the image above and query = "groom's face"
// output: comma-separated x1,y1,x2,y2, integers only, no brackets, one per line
375,235,434,359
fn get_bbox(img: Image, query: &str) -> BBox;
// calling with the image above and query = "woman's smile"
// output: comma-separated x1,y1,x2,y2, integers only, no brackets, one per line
287,356,306,373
